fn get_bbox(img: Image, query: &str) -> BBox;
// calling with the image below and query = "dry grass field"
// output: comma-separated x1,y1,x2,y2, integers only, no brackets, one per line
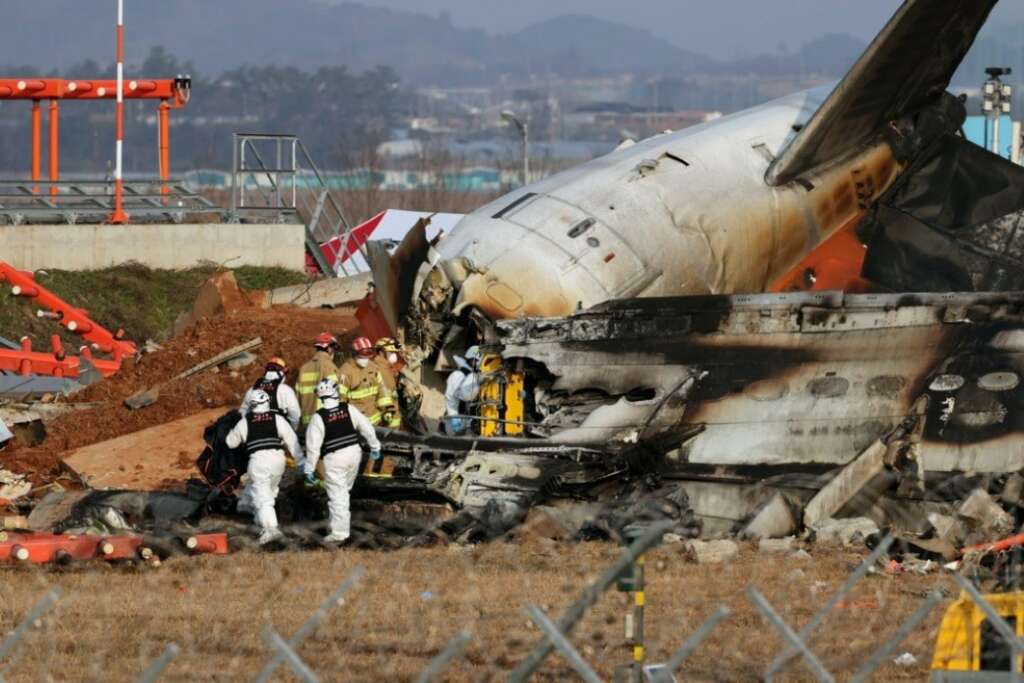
0,540,955,682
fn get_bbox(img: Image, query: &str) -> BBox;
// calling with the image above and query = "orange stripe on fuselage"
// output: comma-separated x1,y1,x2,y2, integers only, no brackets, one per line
769,212,871,293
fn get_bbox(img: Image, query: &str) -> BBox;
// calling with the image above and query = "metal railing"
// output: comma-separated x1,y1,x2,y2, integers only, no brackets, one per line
0,179,218,225
229,133,359,277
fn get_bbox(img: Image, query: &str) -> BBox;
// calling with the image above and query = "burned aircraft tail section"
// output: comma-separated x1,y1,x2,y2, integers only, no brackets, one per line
861,133,1024,292
767,0,998,186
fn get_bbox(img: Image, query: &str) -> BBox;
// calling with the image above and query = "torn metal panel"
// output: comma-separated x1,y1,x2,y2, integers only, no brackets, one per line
862,133,1024,292
0,373,80,398
803,439,892,528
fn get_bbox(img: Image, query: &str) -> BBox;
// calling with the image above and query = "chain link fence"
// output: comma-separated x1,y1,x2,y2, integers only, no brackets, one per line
1,526,1013,682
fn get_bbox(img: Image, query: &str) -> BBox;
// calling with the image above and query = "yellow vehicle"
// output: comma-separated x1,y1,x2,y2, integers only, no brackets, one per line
932,591,1023,677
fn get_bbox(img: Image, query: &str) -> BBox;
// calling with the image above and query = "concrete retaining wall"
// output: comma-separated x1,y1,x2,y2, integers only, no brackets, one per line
0,223,306,271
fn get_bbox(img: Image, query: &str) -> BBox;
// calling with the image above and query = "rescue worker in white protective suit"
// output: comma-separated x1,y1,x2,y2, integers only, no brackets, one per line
225,389,304,545
303,378,381,544
236,357,302,516
240,357,301,430
444,345,481,435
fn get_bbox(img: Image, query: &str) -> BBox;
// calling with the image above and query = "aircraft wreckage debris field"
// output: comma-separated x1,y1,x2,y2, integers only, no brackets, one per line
8,0,1024,679
0,543,947,682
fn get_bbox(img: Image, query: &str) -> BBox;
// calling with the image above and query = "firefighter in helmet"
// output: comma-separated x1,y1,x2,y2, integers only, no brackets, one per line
373,337,404,429
296,332,341,427
338,336,392,426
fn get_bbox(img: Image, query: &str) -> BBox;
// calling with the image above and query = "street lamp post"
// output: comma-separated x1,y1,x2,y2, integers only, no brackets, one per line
501,110,529,186
982,67,1013,157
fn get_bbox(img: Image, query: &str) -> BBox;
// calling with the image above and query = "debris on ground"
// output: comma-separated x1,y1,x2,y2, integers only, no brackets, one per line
893,652,918,667
0,530,228,564
686,539,740,565
811,517,880,546
740,493,798,540
0,468,31,504
171,270,260,336
957,488,1015,543
757,537,796,554
9,265,1024,574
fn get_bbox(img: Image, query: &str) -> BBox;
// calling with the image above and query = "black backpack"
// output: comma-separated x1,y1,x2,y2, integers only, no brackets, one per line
196,410,248,496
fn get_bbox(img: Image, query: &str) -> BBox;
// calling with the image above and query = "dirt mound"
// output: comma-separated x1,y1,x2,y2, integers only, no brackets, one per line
7,305,359,484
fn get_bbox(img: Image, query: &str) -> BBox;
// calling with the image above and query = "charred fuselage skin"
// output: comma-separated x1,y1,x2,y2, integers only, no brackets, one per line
497,291,1024,473
431,86,901,321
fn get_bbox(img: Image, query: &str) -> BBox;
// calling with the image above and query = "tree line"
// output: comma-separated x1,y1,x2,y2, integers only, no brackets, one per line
0,47,409,175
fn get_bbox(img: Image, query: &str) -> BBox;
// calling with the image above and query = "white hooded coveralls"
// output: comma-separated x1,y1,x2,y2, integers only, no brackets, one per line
240,374,302,431
237,374,302,515
303,399,380,541
226,408,303,533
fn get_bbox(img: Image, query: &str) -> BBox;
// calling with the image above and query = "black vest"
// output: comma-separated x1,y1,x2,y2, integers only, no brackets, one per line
246,412,283,455
253,376,282,411
318,404,359,453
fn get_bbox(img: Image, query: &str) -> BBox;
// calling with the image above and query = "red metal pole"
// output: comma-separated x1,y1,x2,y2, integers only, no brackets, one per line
158,100,170,200
48,99,59,197
109,0,128,224
30,100,40,193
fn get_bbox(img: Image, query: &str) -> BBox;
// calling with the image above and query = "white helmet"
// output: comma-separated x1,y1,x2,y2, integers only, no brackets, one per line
316,378,340,400
249,389,271,411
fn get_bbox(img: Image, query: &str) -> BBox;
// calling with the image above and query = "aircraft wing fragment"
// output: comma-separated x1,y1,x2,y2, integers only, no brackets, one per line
766,0,998,186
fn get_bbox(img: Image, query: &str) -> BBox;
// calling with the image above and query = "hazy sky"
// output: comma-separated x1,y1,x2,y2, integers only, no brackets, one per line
326,0,1024,59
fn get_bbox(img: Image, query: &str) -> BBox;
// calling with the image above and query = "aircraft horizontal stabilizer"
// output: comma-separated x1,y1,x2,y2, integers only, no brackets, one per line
766,0,998,186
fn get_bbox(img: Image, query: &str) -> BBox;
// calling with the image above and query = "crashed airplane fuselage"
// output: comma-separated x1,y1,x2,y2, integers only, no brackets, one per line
381,0,997,327
362,1,1023,528
437,90,898,318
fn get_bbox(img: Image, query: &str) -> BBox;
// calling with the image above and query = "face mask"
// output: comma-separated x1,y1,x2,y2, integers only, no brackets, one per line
386,352,399,365
264,370,282,382
355,357,370,368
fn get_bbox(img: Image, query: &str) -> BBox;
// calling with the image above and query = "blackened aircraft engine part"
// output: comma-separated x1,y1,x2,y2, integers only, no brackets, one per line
862,133,1024,292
